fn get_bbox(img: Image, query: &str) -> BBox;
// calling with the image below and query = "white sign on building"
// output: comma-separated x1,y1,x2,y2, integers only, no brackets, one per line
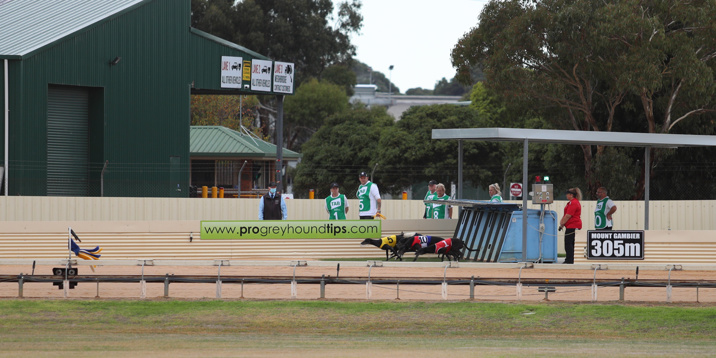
251,59,273,92
273,61,295,94
220,56,243,89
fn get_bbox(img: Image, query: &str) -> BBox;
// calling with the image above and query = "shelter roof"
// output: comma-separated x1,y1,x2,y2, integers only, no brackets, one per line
432,128,716,148
190,126,301,159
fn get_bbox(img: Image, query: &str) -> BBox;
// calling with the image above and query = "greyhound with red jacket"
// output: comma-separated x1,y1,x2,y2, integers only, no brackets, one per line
412,237,477,262
395,234,447,259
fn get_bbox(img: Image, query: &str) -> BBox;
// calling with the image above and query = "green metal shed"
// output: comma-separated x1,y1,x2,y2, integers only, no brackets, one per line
0,0,293,197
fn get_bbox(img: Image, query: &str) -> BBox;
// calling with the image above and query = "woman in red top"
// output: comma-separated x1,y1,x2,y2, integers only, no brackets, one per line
559,187,582,264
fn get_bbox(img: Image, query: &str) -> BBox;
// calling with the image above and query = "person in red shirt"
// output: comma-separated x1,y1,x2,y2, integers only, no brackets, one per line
558,187,582,264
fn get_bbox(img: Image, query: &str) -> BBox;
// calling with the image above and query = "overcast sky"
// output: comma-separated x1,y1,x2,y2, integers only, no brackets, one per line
348,0,488,92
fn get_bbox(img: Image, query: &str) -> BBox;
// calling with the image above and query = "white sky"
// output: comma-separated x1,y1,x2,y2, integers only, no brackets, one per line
348,0,488,92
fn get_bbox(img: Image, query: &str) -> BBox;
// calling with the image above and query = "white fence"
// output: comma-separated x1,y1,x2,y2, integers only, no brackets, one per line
0,196,714,230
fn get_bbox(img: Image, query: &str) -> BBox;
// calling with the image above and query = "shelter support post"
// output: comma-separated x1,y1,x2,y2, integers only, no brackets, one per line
522,139,529,262
276,95,284,192
644,147,650,230
4,59,8,196
458,139,463,217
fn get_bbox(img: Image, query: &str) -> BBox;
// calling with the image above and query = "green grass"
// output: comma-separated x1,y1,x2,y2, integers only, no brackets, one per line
2,300,716,356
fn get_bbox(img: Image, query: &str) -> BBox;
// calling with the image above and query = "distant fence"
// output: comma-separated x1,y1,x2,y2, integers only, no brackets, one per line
0,197,714,230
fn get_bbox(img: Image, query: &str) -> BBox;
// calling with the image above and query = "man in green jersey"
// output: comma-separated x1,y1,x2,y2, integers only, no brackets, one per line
357,171,381,219
595,187,617,230
325,182,349,220
429,183,452,219
423,180,437,218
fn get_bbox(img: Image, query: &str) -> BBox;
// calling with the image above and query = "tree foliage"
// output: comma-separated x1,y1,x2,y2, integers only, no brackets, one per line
321,64,357,96
283,78,349,151
377,104,503,196
433,77,470,97
293,105,394,198
190,95,262,136
452,0,716,198
192,0,363,84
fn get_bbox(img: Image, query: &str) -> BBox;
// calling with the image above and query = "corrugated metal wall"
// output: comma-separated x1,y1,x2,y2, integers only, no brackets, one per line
5,0,196,197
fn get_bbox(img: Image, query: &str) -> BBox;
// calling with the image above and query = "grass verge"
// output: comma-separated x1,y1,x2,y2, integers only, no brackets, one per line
1,300,715,357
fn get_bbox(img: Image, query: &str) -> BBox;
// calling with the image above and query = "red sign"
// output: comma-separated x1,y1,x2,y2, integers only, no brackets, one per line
510,183,522,197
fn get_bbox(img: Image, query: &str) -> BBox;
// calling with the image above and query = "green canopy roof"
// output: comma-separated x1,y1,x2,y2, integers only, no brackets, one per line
190,126,300,159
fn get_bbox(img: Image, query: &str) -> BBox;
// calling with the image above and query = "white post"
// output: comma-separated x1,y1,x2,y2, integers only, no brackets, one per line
4,59,9,196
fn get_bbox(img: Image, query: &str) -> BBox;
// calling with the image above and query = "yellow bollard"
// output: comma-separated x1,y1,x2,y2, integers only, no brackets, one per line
402,191,408,200
309,189,314,199
211,186,217,198
219,187,224,198
202,186,208,198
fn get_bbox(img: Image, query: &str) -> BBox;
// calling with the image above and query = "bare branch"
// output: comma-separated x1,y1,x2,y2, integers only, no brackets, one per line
669,108,716,131
662,79,683,132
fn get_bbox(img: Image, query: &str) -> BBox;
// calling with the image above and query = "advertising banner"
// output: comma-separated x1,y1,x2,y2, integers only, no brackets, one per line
251,59,273,92
220,56,243,88
201,220,382,240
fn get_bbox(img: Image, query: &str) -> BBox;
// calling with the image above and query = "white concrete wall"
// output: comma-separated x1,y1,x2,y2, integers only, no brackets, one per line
0,197,714,230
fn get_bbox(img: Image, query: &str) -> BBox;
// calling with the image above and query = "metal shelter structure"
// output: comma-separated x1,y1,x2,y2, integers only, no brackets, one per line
432,127,716,261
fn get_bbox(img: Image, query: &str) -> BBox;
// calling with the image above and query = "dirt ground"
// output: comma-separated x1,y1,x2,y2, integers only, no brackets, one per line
2,261,715,303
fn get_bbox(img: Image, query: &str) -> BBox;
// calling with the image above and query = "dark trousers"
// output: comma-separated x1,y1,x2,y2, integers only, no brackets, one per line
596,226,613,230
564,228,576,264
360,215,373,220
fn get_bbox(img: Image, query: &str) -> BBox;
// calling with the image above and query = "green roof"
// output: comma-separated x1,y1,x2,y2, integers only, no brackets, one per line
190,28,269,60
0,0,143,59
190,126,301,159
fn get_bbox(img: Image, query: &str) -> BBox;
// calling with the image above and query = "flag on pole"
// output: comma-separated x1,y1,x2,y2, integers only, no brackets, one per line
68,229,102,260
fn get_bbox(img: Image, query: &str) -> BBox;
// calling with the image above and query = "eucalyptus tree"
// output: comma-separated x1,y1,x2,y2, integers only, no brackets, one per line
452,0,716,198
292,105,394,198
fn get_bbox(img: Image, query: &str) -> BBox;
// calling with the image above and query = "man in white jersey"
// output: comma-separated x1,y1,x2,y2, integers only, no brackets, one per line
356,171,381,219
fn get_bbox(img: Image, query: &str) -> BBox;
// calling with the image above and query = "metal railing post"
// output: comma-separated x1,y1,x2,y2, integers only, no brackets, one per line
164,274,170,298
469,276,475,300
320,275,325,299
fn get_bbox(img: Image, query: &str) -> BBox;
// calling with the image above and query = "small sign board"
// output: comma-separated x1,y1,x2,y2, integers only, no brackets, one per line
220,56,243,89
242,60,251,81
251,59,273,92
273,61,295,94
587,230,644,260
510,183,522,197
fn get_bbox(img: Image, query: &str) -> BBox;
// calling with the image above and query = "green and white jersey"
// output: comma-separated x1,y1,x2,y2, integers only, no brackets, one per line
490,194,503,203
424,190,437,218
357,181,379,216
594,196,615,229
325,194,348,220
430,194,451,219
